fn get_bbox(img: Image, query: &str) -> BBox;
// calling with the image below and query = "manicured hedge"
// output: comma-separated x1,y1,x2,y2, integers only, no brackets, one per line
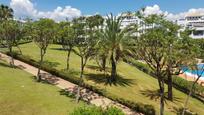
71,106,125,115
124,58,204,103
6,52,155,115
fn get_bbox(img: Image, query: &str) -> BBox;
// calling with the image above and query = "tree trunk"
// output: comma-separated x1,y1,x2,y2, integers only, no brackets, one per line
110,54,117,82
157,77,165,115
37,48,44,82
66,49,71,70
159,80,165,115
182,77,200,115
102,56,106,72
9,46,14,67
157,69,165,115
76,57,84,103
167,69,173,101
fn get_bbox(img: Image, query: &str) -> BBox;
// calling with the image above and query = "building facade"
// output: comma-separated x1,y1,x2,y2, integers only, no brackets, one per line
177,14,204,39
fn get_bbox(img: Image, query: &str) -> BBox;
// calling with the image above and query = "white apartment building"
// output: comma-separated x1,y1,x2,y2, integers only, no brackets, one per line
177,13,204,39
120,13,204,39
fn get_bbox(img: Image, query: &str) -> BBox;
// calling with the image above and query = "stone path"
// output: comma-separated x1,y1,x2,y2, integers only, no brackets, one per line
0,53,140,115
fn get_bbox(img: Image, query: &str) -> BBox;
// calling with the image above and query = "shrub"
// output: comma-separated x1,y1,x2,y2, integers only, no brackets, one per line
114,98,155,115
71,106,125,115
71,106,103,115
104,107,125,115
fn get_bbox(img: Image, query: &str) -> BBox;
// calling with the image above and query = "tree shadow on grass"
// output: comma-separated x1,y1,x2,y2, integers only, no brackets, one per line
59,87,103,104
59,89,76,98
172,106,197,115
140,89,182,103
85,73,135,87
86,65,111,73
31,73,60,85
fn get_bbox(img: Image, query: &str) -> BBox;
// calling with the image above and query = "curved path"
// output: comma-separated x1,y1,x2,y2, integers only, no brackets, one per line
0,53,140,115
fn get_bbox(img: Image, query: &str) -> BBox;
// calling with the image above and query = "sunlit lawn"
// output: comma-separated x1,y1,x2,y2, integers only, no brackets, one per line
0,60,85,115
9,42,204,115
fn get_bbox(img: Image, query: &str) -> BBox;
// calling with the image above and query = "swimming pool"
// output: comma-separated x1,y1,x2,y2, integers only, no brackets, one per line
183,64,204,78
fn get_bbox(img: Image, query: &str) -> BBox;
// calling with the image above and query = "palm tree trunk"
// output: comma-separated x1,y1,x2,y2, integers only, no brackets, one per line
110,54,117,82
182,77,200,115
76,57,84,103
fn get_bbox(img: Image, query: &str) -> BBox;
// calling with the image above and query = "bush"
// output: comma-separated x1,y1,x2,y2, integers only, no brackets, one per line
71,106,125,115
114,98,155,115
104,107,125,115
124,58,152,75
6,52,155,115
71,106,103,115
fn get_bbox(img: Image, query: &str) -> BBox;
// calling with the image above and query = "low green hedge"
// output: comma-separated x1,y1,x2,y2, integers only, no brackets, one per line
6,52,155,115
124,58,204,103
71,106,125,115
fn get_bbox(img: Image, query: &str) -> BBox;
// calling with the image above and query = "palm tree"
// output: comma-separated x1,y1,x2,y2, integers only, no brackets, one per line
99,14,131,82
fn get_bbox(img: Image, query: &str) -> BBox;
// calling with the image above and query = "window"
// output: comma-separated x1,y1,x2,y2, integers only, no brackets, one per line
193,30,204,36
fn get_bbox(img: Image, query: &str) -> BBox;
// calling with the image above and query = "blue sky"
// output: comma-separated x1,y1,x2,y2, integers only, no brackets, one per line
1,0,204,15
1,0,204,21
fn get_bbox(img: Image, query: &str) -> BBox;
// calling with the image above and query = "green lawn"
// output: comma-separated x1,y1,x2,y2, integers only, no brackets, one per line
0,60,85,115
8,42,204,115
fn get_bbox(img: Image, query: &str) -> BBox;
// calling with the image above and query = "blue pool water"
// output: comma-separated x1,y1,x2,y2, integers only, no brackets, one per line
183,64,204,77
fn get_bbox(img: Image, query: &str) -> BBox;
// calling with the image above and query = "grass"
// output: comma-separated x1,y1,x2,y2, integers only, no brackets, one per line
0,60,85,115
5,42,204,115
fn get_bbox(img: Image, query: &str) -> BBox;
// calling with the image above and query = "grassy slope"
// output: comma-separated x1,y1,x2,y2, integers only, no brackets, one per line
10,42,204,115
0,60,85,115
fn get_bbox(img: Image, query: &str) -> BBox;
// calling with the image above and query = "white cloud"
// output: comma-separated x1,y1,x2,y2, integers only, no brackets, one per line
144,5,163,16
143,4,204,21
10,0,81,21
166,8,204,20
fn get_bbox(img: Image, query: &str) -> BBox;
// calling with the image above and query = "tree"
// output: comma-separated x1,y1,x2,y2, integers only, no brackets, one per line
57,21,75,70
134,14,198,115
0,4,13,22
133,14,172,115
72,16,97,102
182,64,204,115
86,15,107,72
0,4,13,58
32,18,56,82
181,33,201,115
99,14,131,82
164,26,197,101
0,20,23,67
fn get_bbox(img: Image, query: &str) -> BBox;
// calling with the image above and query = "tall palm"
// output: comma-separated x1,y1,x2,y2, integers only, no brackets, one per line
0,4,13,21
99,14,132,82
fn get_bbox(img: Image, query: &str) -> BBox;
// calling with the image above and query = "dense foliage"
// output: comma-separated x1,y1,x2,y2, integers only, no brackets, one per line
71,106,125,115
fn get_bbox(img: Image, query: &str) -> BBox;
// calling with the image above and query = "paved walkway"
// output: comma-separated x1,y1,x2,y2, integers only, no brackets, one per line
0,53,140,115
